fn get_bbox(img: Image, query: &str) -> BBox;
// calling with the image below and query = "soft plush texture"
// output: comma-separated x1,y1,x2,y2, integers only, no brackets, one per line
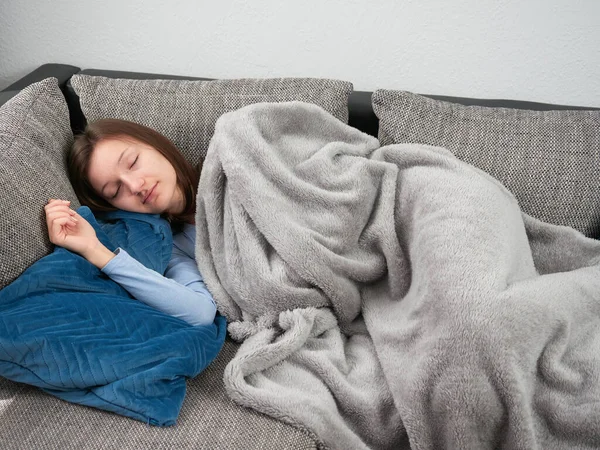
372,89,600,238
70,74,353,166
0,206,226,426
195,101,600,449
0,77,79,288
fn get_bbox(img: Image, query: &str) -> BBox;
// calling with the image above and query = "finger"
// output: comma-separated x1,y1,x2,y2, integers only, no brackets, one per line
49,216,72,242
45,204,77,216
47,211,78,226
70,211,90,224
46,209,75,220
45,200,71,209
52,216,71,227
45,199,71,210
46,198,71,205
51,216,77,232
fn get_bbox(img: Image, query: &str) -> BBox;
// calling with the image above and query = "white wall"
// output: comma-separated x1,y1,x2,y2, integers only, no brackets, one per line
1,0,599,106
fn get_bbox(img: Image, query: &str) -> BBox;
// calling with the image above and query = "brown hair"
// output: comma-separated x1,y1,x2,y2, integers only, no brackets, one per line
68,119,201,225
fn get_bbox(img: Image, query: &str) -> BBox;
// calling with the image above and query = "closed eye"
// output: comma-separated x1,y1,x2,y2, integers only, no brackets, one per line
111,183,121,199
111,154,137,198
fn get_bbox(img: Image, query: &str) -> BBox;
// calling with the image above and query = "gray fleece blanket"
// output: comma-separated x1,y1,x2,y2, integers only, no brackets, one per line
195,101,600,450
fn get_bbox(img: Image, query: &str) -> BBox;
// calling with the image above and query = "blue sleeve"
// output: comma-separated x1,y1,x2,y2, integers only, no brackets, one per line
101,247,217,327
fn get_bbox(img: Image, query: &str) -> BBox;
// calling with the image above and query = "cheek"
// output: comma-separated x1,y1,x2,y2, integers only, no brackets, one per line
111,197,133,210
107,199,123,210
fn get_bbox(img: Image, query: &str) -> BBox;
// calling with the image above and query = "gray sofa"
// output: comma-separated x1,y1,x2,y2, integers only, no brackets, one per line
0,63,598,449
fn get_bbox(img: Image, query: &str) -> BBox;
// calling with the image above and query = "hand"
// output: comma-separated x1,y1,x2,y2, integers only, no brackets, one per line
44,199,115,268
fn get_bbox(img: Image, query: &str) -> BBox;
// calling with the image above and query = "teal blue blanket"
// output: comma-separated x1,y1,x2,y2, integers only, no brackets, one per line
0,206,226,426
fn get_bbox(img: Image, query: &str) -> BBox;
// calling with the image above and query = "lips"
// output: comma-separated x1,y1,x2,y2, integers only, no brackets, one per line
143,183,157,204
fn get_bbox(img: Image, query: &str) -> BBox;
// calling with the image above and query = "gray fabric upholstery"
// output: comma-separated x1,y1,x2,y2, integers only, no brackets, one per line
372,89,600,238
0,78,79,288
0,339,319,449
70,74,353,166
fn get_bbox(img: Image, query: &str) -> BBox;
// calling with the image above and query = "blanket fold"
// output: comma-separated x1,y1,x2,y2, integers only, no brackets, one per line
195,101,600,449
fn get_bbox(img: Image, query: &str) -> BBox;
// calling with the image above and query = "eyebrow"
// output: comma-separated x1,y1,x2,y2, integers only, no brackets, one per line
100,148,128,196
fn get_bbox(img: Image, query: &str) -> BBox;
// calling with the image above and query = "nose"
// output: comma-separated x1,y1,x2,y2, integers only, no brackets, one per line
121,174,144,196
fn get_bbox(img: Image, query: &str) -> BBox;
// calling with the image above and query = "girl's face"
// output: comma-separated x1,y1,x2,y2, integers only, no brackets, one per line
87,137,184,215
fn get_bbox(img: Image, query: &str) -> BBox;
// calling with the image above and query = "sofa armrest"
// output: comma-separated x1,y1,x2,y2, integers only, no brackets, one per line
3,64,81,92
0,90,19,107
1,64,81,109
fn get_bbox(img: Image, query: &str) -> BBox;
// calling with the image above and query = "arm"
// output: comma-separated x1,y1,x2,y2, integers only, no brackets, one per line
45,199,217,326
101,246,217,327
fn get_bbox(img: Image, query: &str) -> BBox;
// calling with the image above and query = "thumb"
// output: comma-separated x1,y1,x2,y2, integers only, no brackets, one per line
51,216,71,242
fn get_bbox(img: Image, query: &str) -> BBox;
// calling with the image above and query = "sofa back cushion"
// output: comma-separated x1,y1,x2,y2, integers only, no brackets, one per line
0,78,79,288
70,75,353,166
373,89,600,238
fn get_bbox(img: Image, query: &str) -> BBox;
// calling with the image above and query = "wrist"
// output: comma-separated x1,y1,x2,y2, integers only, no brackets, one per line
82,240,116,269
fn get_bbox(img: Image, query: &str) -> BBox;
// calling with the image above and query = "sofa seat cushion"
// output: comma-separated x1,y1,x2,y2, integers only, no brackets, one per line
373,89,600,238
0,78,80,289
70,74,353,166
0,338,318,449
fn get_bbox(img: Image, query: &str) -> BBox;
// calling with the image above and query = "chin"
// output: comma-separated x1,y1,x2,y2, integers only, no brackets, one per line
158,201,172,215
